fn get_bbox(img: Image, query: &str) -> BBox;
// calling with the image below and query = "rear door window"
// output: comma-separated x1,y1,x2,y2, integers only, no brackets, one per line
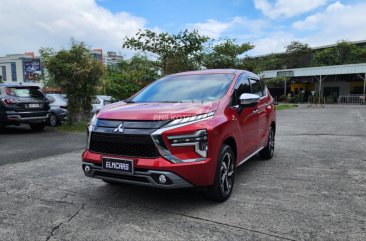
6,87,44,98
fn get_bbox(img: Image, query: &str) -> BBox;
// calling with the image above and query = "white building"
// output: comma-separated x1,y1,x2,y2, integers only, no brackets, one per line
0,53,42,84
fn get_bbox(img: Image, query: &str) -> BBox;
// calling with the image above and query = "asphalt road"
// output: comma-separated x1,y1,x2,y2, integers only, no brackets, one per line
0,125,85,166
0,106,365,241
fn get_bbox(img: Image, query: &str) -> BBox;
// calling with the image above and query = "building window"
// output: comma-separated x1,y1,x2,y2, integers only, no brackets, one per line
11,63,17,82
1,66,6,82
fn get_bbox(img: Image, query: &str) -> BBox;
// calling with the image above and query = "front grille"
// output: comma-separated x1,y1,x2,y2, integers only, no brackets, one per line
89,132,160,158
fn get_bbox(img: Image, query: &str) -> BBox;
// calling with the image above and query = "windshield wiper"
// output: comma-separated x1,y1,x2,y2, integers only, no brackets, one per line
158,101,182,103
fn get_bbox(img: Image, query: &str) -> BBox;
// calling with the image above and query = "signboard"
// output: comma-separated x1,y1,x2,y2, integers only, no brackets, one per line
277,70,294,78
23,59,41,82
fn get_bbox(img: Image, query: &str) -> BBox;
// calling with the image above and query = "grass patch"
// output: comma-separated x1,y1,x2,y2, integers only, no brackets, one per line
276,104,297,111
56,121,88,132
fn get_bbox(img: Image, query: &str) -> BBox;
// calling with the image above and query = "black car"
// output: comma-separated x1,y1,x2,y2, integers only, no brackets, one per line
0,84,50,130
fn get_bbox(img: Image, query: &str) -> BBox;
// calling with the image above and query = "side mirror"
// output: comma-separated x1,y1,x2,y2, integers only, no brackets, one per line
239,93,260,107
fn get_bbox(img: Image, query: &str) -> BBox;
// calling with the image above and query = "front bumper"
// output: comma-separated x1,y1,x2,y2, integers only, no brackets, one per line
82,150,216,187
82,161,193,189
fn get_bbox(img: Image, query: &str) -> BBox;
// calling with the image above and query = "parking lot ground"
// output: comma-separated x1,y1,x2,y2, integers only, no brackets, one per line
0,125,85,166
0,106,365,241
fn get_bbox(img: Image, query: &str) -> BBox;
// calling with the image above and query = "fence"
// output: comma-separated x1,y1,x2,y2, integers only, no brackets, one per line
308,96,326,107
338,95,366,105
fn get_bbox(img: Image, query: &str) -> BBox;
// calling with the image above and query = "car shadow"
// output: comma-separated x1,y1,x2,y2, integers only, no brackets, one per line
0,125,54,135
95,155,266,207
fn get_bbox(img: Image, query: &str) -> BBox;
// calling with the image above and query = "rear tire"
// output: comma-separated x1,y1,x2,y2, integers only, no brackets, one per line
29,123,46,131
259,126,275,160
48,113,59,127
206,144,235,202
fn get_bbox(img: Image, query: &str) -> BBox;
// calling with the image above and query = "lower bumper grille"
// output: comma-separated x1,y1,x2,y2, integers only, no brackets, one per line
94,171,150,183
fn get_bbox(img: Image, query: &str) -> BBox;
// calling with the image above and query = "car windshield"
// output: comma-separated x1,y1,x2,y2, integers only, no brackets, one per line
131,74,234,103
6,87,44,98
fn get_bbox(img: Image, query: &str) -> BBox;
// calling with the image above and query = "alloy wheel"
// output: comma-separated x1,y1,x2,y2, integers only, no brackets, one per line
269,128,275,156
220,152,234,196
49,114,58,127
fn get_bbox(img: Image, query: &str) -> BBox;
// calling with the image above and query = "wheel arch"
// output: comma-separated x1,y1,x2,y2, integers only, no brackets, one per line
222,136,237,162
271,121,276,134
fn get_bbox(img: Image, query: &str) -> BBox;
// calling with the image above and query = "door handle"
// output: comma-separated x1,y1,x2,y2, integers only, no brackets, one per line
252,109,258,114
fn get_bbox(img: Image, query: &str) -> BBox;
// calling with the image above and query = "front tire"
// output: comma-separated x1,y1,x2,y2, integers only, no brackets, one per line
29,123,46,131
206,144,235,202
259,126,275,160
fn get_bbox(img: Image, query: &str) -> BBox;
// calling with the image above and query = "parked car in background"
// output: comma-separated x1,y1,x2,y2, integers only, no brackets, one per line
46,94,68,127
0,84,50,130
92,95,114,113
82,69,276,202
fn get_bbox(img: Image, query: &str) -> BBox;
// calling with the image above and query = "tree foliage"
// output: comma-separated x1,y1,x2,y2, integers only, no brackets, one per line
240,54,282,73
104,54,159,100
40,39,105,124
203,39,254,69
123,29,209,74
283,41,312,68
313,40,366,66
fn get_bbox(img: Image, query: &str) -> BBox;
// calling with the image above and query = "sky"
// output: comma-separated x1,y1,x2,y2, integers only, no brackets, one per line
1,0,366,57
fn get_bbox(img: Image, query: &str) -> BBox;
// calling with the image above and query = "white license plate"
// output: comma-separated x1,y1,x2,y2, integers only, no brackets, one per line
28,104,40,108
102,157,134,174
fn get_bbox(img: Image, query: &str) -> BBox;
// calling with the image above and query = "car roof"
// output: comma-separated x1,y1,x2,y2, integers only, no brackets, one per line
0,83,40,88
168,69,260,79
97,95,112,100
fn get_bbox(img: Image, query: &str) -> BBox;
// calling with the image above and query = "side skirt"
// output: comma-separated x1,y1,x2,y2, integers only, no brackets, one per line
237,146,264,166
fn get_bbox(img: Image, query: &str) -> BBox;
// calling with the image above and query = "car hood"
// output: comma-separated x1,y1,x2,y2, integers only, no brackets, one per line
97,101,220,121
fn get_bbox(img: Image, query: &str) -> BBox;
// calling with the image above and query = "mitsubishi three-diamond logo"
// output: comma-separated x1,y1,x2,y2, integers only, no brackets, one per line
113,123,124,133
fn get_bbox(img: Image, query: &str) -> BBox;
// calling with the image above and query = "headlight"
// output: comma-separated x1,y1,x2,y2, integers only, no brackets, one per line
164,111,215,128
167,129,208,158
88,113,98,131
86,113,98,149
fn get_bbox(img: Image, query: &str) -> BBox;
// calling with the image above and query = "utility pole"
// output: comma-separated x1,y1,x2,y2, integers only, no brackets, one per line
318,75,322,97
363,73,366,96
284,78,287,96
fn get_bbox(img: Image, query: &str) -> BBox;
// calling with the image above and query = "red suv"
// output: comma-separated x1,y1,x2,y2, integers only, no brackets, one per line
82,69,276,201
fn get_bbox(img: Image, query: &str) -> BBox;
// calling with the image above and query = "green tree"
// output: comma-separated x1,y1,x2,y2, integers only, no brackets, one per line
240,54,281,73
104,54,159,100
123,29,209,74
284,41,312,68
40,39,105,124
203,39,254,69
312,40,366,66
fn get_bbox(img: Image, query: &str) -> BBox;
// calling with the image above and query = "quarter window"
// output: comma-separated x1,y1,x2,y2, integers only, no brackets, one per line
250,79,263,97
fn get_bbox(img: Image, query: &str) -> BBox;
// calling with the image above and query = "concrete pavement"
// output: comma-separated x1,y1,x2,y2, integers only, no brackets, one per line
0,126,85,166
0,106,365,241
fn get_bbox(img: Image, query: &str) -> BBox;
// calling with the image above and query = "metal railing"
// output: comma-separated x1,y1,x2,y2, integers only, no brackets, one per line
338,95,366,105
308,96,326,107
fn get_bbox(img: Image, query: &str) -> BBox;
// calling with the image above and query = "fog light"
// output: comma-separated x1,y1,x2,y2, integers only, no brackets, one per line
159,175,167,184
84,165,91,174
